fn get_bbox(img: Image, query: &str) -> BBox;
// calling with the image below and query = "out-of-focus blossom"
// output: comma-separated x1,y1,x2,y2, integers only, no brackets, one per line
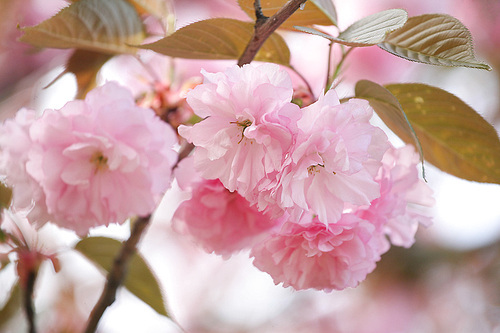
0,211,60,289
0,109,52,224
0,0,68,95
136,78,200,130
0,82,178,235
271,91,389,224
251,213,385,291
356,145,435,248
179,64,301,200
172,157,280,258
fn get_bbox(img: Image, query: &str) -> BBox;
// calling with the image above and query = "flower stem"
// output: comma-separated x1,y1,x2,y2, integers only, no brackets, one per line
84,215,151,333
24,270,37,333
238,0,308,66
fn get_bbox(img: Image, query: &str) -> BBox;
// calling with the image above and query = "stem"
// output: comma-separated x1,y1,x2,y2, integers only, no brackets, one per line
329,46,354,90
325,41,334,93
254,0,267,22
175,142,195,169
238,0,308,66
84,215,151,333
289,65,314,98
24,270,37,333
134,55,163,86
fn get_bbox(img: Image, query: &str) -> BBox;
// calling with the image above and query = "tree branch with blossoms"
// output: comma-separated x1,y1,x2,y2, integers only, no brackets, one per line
1,0,499,332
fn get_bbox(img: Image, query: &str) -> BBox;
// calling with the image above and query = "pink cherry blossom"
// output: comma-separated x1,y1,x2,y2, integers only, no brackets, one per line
251,213,385,291
172,157,279,258
178,63,300,201
22,82,177,235
271,90,390,224
355,145,435,247
0,108,53,225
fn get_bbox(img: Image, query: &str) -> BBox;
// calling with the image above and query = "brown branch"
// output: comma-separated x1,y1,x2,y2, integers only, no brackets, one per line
24,270,37,333
238,0,308,66
84,215,151,333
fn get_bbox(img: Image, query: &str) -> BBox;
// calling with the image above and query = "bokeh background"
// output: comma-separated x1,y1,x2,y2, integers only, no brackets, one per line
1,0,499,332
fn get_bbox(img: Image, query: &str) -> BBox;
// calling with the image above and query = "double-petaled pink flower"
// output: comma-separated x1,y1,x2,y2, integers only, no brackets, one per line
172,157,280,258
355,145,434,248
251,213,385,291
174,64,433,292
178,63,300,202
270,90,389,224
0,82,178,235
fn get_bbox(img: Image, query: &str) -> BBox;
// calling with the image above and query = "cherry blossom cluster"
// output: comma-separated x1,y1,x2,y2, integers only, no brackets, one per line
0,82,178,236
175,63,434,291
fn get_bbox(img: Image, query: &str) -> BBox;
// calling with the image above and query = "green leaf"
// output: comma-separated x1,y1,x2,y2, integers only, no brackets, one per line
378,14,491,70
75,236,169,317
48,49,113,99
0,229,5,244
0,284,21,330
238,0,337,29
0,183,12,211
355,80,425,177
296,9,407,47
19,0,145,55
385,83,500,183
337,9,407,46
137,18,290,65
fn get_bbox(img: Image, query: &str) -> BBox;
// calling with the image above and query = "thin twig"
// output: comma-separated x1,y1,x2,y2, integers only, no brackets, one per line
289,65,315,98
84,215,152,333
174,142,195,169
329,46,354,89
254,0,267,22
24,270,37,333
325,41,335,93
238,0,308,66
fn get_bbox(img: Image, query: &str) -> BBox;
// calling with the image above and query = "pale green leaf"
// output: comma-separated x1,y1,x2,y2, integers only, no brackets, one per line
137,18,290,65
309,0,338,27
0,183,12,211
378,14,491,70
238,0,336,29
295,9,407,47
75,236,169,317
19,0,145,55
292,26,333,39
355,80,425,177
337,9,407,46
386,83,500,183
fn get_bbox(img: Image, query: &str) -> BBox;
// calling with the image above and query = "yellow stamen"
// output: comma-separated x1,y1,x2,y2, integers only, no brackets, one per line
90,151,108,172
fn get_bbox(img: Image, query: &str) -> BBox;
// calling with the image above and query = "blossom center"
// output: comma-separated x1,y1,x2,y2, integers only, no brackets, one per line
307,164,322,176
231,119,252,143
308,164,336,176
90,151,108,172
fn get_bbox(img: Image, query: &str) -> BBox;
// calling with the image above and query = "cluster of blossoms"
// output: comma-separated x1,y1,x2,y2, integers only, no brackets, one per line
0,82,178,236
0,63,433,292
175,63,434,291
